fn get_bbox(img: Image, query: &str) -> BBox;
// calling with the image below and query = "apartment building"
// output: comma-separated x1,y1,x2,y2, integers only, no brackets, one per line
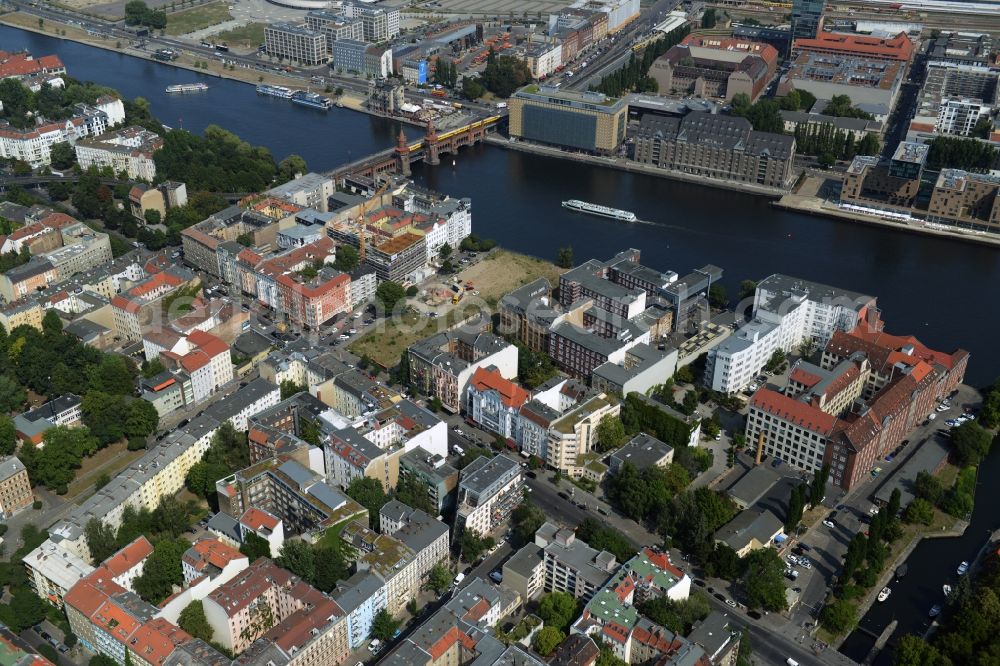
927,169,1000,232
745,319,967,490
547,318,649,380
0,257,59,302
608,433,673,475
0,456,33,518
23,538,94,608
633,112,794,188
499,278,557,352
523,41,563,79
841,141,929,212
180,538,248,587
0,117,87,167
41,226,113,281
264,23,328,66
408,330,517,413
0,50,66,79
202,559,344,654
74,126,163,181
216,457,367,539
547,393,619,477
509,87,629,154
305,10,363,51
154,330,234,403
398,448,459,515
706,274,876,394
110,269,195,342
13,394,82,444
911,61,998,138
455,454,522,538
465,365,531,441
572,549,693,663
331,38,369,74
559,258,647,319
538,522,618,599
341,0,400,41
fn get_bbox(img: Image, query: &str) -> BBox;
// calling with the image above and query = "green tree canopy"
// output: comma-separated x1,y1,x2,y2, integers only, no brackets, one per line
376,281,407,312
134,538,188,604
178,600,214,642
372,609,401,641
240,532,272,562
345,477,388,529
537,591,581,632
532,626,565,656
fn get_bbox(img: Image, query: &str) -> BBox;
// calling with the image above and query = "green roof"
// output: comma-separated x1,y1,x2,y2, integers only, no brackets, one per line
553,395,616,434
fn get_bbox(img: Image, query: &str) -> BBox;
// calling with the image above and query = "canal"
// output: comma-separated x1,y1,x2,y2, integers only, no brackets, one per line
4,25,1000,661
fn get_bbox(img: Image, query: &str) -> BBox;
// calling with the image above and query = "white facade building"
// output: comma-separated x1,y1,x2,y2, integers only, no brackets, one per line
706,274,876,394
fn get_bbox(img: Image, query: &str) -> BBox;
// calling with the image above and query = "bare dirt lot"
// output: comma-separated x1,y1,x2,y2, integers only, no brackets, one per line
350,250,564,368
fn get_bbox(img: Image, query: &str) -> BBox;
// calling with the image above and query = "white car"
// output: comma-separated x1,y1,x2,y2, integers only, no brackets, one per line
823,519,836,529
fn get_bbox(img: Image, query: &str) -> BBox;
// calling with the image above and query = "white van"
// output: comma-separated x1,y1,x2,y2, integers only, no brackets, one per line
786,659,799,666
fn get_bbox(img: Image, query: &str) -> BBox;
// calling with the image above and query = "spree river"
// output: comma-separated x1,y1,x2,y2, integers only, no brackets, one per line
4,24,1000,661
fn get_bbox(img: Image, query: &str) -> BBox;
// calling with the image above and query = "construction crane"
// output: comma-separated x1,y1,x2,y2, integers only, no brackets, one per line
358,177,392,263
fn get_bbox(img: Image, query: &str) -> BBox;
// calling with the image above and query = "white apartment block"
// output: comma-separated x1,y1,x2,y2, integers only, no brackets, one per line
0,118,87,167
456,454,522,538
706,274,875,394
265,23,328,66
937,97,992,136
342,0,400,41
74,126,162,181
547,394,620,476
524,42,563,78
23,538,95,608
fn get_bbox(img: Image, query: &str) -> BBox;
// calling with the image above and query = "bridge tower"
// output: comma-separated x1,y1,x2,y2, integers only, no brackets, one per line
395,128,411,177
425,119,440,166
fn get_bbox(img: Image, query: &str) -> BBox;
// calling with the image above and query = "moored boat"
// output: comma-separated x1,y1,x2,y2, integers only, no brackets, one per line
878,587,891,602
257,84,293,99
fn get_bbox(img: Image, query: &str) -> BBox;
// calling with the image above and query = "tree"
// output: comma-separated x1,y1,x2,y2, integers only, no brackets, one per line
277,540,315,582
461,76,486,100
705,543,746,581
511,502,546,544
278,154,308,181
372,609,400,642
240,532,272,562
556,246,574,268
134,538,188,604
345,477,388,528
394,473,436,515
427,563,453,593
49,141,75,169
894,635,946,666
821,598,858,635
708,283,727,308
532,626,565,657
742,548,788,612
785,484,806,532
376,281,407,311
537,591,581,631
90,656,118,666
822,95,874,120
0,375,26,414
576,519,635,563
737,280,757,301
764,348,786,373
459,529,494,562
280,380,307,400
638,594,710,634
126,399,159,439
817,152,836,168
480,53,532,98
904,497,935,525
312,545,349,592
914,470,945,505
88,355,137,395
809,463,829,507
951,421,992,466
701,7,716,27
178,600,214,642
333,244,360,272
0,415,16,456
595,414,626,452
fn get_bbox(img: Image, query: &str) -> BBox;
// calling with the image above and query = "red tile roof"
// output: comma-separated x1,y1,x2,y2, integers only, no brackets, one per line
792,31,914,61
101,536,154,578
0,51,65,78
128,618,191,666
789,366,823,389
749,388,838,435
183,537,246,573
641,548,685,580
111,295,141,314
469,366,530,409
680,34,779,67
239,507,280,532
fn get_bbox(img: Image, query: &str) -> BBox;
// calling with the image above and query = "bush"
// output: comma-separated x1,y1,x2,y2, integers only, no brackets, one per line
32,500,42,510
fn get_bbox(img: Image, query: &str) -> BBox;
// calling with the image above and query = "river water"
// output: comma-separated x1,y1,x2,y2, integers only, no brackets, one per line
4,24,1000,661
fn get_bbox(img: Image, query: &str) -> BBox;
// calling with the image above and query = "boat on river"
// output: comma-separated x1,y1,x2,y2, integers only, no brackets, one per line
166,83,208,93
878,587,891,602
561,199,637,222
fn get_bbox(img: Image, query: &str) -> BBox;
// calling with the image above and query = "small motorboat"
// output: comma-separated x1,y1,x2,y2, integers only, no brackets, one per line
929,604,942,618
957,561,969,576
943,584,952,596
878,587,891,602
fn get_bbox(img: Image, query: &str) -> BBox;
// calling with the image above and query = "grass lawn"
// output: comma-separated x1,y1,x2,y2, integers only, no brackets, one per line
458,250,565,307
214,22,266,49
66,440,146,500
165,2,233,36
349,307,463,369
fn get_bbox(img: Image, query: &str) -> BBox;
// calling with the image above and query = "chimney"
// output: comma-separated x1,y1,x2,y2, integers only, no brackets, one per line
755,431,765,466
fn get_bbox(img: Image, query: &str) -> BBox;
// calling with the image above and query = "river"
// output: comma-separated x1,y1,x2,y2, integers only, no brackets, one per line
4,24,1000,661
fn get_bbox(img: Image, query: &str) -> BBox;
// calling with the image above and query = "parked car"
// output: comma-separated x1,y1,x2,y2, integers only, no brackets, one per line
823,519,836,528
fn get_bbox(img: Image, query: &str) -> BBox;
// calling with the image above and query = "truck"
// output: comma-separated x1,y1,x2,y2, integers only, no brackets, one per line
431,89,447,98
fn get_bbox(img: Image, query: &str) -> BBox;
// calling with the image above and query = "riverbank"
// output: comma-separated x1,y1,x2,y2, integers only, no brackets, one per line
485,134,789,198
774,189,1000,250
0,10,379,106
